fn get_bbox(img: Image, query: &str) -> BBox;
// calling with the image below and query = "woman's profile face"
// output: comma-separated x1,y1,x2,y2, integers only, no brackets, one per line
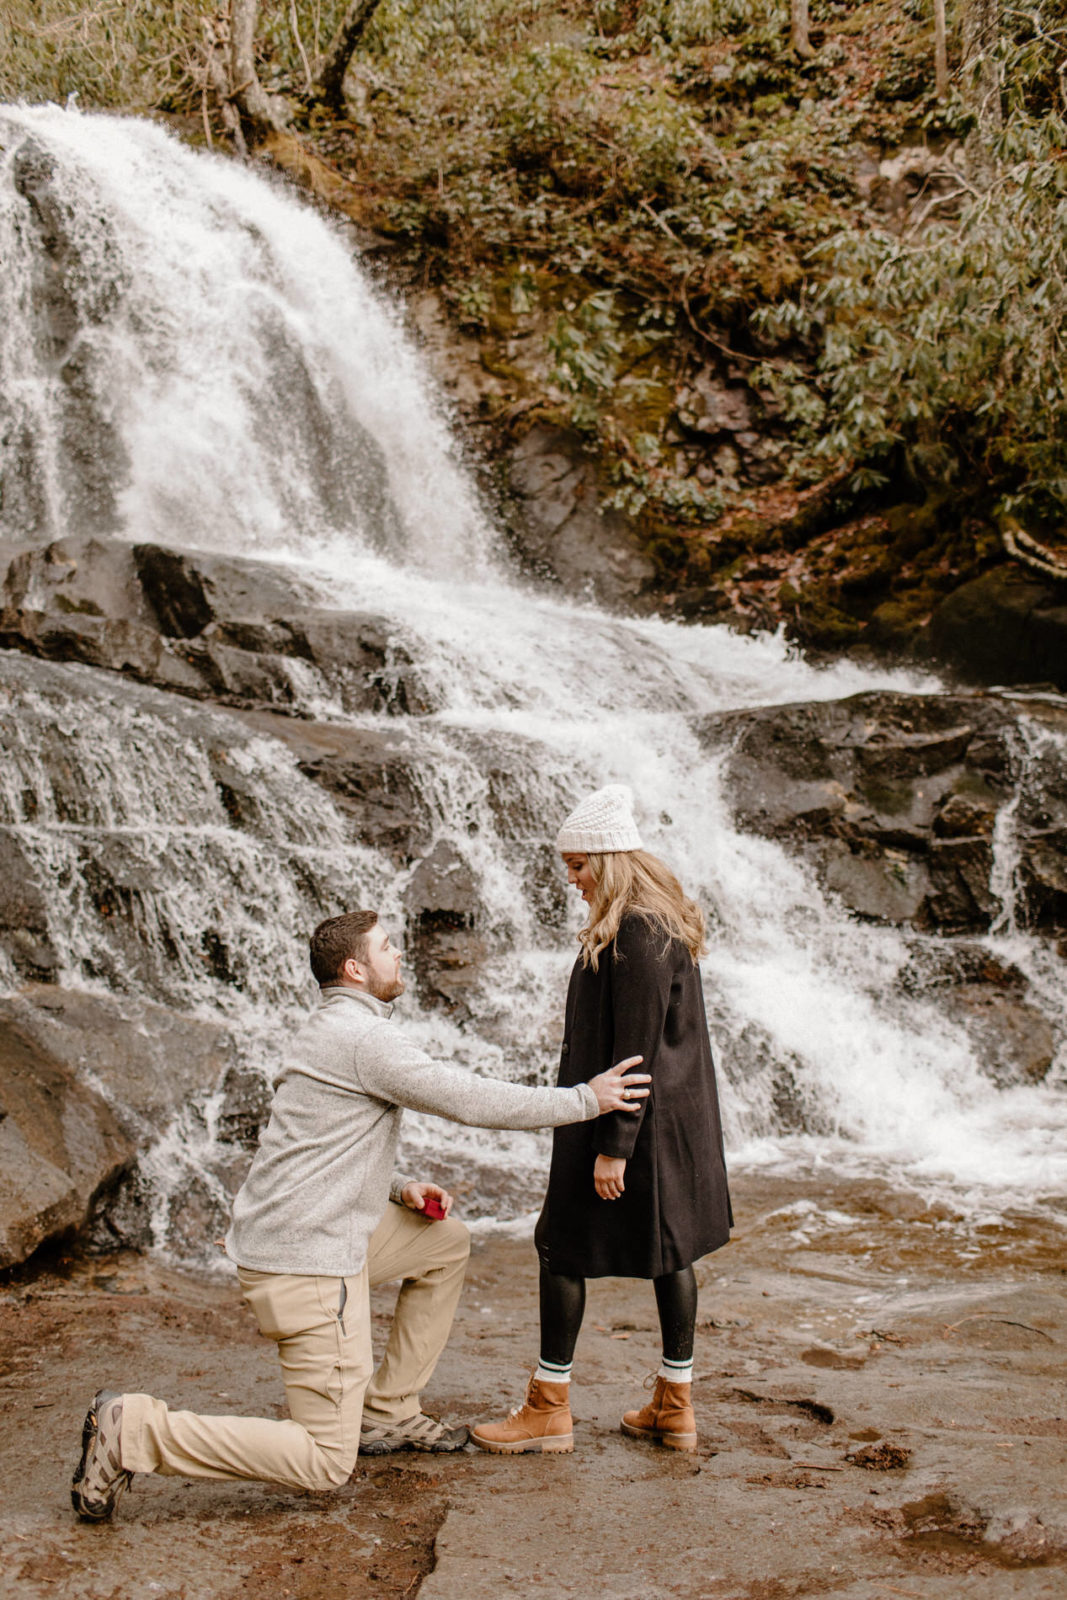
562,852,596,901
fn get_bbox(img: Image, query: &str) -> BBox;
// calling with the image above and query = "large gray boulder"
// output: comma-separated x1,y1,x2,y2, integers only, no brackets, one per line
698,689,1067,936
403,841,487,1018
507,426,656,607
0,987,233,1270
0,535,435,717
928,566,1067,691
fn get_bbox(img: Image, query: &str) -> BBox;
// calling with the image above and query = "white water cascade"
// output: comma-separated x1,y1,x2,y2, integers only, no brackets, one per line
2,105,1065,1259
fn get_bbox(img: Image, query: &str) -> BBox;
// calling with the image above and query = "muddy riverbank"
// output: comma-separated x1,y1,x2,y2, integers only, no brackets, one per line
2,1172,1065,1600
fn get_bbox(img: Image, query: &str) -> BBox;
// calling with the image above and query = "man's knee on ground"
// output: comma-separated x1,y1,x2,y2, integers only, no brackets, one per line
310,1442,359,1490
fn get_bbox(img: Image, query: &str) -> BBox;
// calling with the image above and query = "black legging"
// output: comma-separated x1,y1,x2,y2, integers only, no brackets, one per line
539,1260,698,1366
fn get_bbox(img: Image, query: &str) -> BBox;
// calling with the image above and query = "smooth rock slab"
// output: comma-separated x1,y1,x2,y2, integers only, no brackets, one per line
0,534,435,717
0,986,234,1269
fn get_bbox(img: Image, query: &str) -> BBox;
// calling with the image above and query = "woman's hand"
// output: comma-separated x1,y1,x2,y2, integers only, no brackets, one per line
588,1055,650,1115
400,1181,454,1218
594,1155,627,1200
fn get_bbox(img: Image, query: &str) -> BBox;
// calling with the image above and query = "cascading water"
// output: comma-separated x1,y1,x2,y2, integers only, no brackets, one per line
2,105,1065,1262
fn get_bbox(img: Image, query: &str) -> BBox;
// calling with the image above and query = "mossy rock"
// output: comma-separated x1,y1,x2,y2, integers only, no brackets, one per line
779,581,865,648
865,598,927,650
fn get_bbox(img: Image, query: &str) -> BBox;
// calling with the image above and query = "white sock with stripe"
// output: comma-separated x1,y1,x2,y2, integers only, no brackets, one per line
658,1356,693,1385
534,1357,572,1385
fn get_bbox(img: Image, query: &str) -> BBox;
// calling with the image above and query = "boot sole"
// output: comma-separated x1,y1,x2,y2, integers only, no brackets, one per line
620,1421,697,1452
360,1436,469,1455
470,1432,574,1454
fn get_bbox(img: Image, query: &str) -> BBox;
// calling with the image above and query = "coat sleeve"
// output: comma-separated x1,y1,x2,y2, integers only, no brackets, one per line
595,915,674,1161
356,1026,599,1129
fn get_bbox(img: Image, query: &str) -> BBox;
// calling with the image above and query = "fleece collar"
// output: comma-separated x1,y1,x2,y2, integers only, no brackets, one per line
317,985,394,1021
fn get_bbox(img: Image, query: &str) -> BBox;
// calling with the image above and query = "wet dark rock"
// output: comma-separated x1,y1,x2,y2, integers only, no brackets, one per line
159,1168,236,1264
0,536,435,717
215,1062,273,1149
0,1005,132,1269
85,1166,154,1254
133,544,218,637
233,708,431,863
697,689,1067,937
898,940,1056,1085
897,941,1027,994
929,566,1067,691
0,537,202,693
403,840,488,1017
0,829,60,981
945,988,1055,1087
506,426,655,607
4,986,234,1131
0,987,236,1267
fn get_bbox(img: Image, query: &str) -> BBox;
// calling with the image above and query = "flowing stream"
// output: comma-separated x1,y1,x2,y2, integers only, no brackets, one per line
2,105,1065,1258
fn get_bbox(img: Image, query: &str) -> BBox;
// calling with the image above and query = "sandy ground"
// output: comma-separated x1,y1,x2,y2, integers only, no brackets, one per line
1,1174,1065,1600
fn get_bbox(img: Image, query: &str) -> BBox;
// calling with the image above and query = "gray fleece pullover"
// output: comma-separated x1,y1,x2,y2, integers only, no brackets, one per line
225,986,598,1277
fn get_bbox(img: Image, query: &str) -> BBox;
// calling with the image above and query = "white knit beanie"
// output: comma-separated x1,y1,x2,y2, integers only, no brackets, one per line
556,784,643,854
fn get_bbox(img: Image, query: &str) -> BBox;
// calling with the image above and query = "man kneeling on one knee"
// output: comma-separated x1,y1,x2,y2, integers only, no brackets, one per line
72,910,649,1520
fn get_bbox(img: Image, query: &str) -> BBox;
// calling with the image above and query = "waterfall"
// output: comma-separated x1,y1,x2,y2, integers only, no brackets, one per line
2,105,1065,1262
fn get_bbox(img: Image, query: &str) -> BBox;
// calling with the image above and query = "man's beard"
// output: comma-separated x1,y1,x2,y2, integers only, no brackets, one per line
366,971,405,1003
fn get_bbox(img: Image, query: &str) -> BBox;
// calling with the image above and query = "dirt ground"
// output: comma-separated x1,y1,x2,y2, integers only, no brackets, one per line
1,1173,1065,1600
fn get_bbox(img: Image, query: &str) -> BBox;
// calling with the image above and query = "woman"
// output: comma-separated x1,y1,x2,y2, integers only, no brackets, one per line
472,784,732,1455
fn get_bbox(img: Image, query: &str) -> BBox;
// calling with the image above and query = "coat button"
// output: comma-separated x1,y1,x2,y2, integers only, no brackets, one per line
560,1042,569,1055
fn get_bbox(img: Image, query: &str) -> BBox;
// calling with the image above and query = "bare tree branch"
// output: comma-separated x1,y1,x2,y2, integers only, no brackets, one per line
230,0,285,135
934,0,949,98
316,0,386,110
790,0,814,58
962,0,1003,132
1002,517,1067,582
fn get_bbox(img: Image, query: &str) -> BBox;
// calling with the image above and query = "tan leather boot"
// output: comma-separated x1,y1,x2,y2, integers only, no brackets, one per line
470,1378,574,1454
621,1375,697,1451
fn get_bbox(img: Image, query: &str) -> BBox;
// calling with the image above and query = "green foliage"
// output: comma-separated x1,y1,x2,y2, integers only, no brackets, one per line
549,292,624,432
752,1,1067,525
0,2,205,110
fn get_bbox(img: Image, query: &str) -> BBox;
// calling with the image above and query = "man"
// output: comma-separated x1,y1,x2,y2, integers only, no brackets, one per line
71,910,648,1520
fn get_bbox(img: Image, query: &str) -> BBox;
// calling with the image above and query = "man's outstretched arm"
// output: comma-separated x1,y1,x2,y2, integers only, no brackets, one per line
358,1029,648,1130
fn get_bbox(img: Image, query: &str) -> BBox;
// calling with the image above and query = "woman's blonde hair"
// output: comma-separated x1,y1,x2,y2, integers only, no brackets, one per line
574,849,707,970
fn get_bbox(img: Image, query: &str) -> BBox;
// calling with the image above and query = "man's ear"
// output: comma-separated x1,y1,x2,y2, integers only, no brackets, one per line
341,955,365,986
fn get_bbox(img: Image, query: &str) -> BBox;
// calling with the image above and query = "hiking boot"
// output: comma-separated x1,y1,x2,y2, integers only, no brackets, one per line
71,1391,133,1520
470,1378,574,1454
359,1411,469,1455
621,1375,697,1452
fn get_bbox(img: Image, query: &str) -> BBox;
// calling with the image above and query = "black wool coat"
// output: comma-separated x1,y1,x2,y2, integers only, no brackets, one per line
541,911,733,1279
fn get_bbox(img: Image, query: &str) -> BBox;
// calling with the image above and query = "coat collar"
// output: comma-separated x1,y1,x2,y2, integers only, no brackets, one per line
317,985,394,1021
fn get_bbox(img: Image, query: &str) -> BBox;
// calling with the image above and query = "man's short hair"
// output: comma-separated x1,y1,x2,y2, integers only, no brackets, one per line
309,911,379,986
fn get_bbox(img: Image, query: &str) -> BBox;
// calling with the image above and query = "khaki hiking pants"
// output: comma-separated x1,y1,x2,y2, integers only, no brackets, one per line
120,1202,470,1492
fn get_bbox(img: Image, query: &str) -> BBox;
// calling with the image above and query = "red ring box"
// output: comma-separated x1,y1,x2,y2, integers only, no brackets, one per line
421,1195,447,1220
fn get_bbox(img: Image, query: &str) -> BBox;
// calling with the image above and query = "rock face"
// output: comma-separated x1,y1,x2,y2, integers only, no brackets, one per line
506,427,656,606
698,689,1067,1089
403,841,487,1019
1,535,435,717
928,566,1067,691
5,141,127,540
0,987,232,1270
699,690,1067,936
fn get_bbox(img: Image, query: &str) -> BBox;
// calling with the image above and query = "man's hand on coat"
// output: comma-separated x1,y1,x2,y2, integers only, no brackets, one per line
594,1155,627,1200
588,1055,649,1115
400,1181,454,1217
